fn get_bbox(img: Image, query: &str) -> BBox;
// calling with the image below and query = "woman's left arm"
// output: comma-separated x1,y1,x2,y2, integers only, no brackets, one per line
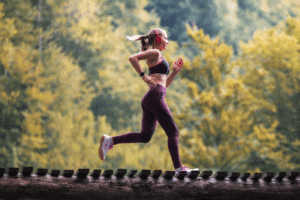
166,71,179,88
166,58,183,88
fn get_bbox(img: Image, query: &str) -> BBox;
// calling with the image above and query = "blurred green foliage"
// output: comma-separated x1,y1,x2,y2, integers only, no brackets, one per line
146,0,300,54
0,0,300,175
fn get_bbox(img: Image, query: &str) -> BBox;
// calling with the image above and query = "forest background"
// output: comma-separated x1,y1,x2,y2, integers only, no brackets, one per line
1,0,300,175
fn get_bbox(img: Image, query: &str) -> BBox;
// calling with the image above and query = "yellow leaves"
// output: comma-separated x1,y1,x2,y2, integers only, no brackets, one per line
191,56,202,68
0,43,37,80
11,90,21,99
183,17,300,173
0,90,21,103
286,17,300,42
26,87,57,105
293,139,300,147
97,116,113,136
215,43,233,65
187,82,199,99
186,24,204,44
215,141,250,168
215,144,231,166
0,16,17,42
186,23,233,88
257,68,269,77
253,124,277,141
220,110,230,133
187,24,218,51
0,91,8,102
0,40,99,170
198,91,215,108
22,112,44,135
241,28,300,71
21,134,48,149
270,120,279,130
224,77,240,97
247,168,262,174
0,3,3,18
0,2,19,42
204,48,214,61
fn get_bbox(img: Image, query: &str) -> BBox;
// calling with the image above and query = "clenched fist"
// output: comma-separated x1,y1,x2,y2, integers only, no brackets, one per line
173,58,183,72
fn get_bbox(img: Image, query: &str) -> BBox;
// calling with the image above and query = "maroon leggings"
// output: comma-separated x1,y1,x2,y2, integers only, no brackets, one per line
112,84,182,169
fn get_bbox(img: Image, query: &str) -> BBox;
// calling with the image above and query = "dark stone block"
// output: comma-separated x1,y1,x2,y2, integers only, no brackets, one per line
187,170,200,179
175,170,187,180
90,169,101,179
22,166,33,177
0,168,5,177
162,171,175,180
229,172,240,181
250,172,262,182
241,173,250,181
75,169,89,179
50,169,60,177
150,170,162,179
102,169,113,178
287,171,300,181
36,168,48,176
128,170,138,178
8,168,19,176
200,171,212,179
275,172,286,182
213,171,228,180
115,169,127,178
138,169,151,179
262,172,275,182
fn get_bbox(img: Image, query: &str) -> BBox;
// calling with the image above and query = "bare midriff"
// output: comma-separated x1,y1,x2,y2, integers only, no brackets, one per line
147,56,167,88
149,73,167,88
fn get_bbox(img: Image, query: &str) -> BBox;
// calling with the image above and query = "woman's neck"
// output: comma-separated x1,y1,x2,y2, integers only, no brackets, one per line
151,46,162,52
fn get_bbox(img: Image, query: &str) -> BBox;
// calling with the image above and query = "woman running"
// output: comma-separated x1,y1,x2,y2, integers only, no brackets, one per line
98,28,199,176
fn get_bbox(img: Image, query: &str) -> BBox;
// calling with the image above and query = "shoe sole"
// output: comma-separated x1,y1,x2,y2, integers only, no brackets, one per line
99,135,106,160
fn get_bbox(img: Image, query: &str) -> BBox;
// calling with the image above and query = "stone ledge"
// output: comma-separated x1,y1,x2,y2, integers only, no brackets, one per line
0,167,299,200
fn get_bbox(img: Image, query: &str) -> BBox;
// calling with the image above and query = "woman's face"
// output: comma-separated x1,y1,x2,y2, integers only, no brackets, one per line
159,31,169,51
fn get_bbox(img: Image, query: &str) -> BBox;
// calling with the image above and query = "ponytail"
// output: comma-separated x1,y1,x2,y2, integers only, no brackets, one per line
127,35,150,51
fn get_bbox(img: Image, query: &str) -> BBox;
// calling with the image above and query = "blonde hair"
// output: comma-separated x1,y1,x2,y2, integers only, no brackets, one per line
127,28,166,51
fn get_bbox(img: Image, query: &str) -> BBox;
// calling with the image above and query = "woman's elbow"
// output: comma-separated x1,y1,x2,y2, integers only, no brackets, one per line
129,56,137,64
129,55,137,60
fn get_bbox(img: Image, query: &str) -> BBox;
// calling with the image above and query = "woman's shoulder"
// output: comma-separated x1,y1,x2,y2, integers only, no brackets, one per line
130,49,160,62
145,49,161,57
147,54,163,67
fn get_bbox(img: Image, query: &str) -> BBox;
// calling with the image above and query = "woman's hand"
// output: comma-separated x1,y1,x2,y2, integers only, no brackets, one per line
142,75,156,87
173,58,184,72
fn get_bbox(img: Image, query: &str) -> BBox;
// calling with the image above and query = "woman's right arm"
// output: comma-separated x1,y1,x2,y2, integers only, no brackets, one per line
129,49,160,87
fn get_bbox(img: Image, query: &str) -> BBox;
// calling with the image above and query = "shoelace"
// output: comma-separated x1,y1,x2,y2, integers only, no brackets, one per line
103,138,114,152
108,138,114,150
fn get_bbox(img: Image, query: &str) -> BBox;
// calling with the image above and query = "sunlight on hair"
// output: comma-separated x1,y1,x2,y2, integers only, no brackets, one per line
126,35,143,41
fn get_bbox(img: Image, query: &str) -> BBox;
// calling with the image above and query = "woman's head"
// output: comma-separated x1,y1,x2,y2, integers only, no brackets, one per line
127,28,169,51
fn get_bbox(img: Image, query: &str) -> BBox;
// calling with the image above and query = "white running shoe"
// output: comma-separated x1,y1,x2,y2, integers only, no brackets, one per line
175,165,199,177
99,134,114,160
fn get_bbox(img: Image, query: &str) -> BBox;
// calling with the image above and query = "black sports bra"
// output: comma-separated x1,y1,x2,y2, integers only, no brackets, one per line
148,57,170,76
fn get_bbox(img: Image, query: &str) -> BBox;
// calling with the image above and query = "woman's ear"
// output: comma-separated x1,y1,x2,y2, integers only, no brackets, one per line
154,30,162,44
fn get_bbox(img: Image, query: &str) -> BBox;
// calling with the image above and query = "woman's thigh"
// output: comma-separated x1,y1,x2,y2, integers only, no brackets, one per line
152,100,179,138
140,103,158,143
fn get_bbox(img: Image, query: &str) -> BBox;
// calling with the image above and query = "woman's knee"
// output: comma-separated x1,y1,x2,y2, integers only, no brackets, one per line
140,130,155,143
166,129,179,138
